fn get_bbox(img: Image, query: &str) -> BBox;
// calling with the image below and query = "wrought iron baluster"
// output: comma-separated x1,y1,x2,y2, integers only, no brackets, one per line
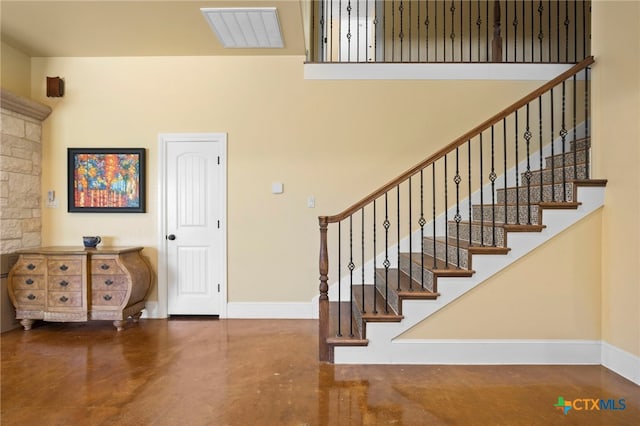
435,0,439,61
450,1,456,62
408,176,412,289
505,0,509,62
392,0,396,61
550,88,555,201
347,0,352,62
524,104,532,224
573,74,578,179
397,184,400,291
425,1,430,61
530,2,535,62
337,221,342,336
383,193,390,314
515,110,520,224
444,154,449,267
538,1,544,62
490,126,497,246
561,81,567,201
361,207,365,313
459,0,463,61
486,0,489,61
432,163,437,268
556,0,560,62
539,96,544,201
417,0,420,61
399,0,404,62
503,118,508,224
479,133,484,246
469,0,472,61
454,147,462,267
468,139,472,238
408,1,412,61
512,2,518,61
585,66,590,178
420,169,425,289
574,0,578,61
373,200,377,313
548,0,552,64
348,215,354,337
564,1,570,62
476,1,481,61
521,0,525,61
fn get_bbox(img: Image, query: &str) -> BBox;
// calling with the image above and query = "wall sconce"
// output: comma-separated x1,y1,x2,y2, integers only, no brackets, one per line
46,77,64,97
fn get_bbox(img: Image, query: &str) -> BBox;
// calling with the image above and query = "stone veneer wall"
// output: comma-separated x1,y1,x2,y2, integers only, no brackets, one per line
0,88,52,332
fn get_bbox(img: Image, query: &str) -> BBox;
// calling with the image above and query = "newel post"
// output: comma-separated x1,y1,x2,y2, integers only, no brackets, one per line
318,216,330,362
492,1,503,62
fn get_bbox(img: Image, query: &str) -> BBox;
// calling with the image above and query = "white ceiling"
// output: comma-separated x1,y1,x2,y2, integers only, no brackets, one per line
0,0,306,57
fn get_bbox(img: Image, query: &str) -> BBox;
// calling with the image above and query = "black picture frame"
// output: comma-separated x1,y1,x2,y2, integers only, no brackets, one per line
67,148,146,213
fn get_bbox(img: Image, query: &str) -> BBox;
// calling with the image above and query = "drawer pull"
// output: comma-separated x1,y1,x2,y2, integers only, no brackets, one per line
27,294,36,300
59,296,69,302
105,279,114,286
25,278,34,285
103,295,113,301
100,264,110,270
27,264,36,270
59,265,69,271
59,280,69,287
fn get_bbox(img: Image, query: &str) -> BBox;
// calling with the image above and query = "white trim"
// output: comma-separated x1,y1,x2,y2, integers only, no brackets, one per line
602,342,640,385
157,133,228,319
335,339,602,365
226,302,315,319
304,63,574,80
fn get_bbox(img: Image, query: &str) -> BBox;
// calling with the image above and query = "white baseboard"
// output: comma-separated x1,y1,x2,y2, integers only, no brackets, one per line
226,302,315,319
335,339,602,365
601,342,640,385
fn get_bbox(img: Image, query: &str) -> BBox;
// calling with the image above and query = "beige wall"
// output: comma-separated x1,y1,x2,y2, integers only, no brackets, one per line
592,0,640,357
29,55,541,305
1,42,31,97
402,211,603,340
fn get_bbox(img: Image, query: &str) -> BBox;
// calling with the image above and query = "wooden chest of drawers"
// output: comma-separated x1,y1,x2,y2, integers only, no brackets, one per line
8,247,151,331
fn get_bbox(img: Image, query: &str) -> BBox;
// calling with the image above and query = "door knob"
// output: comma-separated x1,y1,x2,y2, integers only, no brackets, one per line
167,234,176,241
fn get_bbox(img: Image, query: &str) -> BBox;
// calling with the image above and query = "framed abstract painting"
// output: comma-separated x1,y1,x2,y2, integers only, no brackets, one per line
67,148,146,213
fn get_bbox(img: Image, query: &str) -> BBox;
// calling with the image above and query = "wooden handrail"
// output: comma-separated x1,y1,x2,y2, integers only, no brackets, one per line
320,56,594,224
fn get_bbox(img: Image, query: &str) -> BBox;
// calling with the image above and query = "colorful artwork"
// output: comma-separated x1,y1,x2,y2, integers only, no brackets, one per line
68,149,145,212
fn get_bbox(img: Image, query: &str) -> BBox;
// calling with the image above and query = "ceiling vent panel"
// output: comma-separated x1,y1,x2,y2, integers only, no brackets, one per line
200,7,284,49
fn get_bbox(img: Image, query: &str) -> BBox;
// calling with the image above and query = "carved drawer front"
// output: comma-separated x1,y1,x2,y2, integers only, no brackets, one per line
14,258,45,275
47,291,83,308
50,275,82,292
92,291,127,306
12,275,45,290
92,274,129,291
47,259,83,276
14,290,45,306
91,259,124,275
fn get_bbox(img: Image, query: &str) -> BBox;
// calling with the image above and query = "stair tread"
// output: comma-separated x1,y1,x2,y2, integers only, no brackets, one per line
352,285,402,320
399,252,471,272
328,301,364,341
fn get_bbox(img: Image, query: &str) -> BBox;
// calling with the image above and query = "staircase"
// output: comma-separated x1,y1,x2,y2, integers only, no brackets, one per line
318,57,606,363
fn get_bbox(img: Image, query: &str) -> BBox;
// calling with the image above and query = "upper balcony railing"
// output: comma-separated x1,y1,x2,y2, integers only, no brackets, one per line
308,0,591,63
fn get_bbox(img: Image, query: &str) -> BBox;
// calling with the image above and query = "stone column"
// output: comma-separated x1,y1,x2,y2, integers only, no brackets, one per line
0,88,52,332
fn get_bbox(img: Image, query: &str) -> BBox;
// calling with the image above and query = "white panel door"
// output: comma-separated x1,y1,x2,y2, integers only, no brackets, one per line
166,138,223,315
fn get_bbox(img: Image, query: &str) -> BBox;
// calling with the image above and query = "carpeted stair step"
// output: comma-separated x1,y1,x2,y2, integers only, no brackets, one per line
472,203,543,225
496,182,577,204
374,268,439,315
523,162,588,185
544,148,588,168
448,221,507,247
423,236,511,270
570,137,590,151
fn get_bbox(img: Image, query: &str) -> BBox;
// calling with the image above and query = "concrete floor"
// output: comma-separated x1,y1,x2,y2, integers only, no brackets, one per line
1,318,638,425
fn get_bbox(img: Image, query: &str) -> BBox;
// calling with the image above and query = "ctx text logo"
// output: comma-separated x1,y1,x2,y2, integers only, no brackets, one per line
554,397,627,415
